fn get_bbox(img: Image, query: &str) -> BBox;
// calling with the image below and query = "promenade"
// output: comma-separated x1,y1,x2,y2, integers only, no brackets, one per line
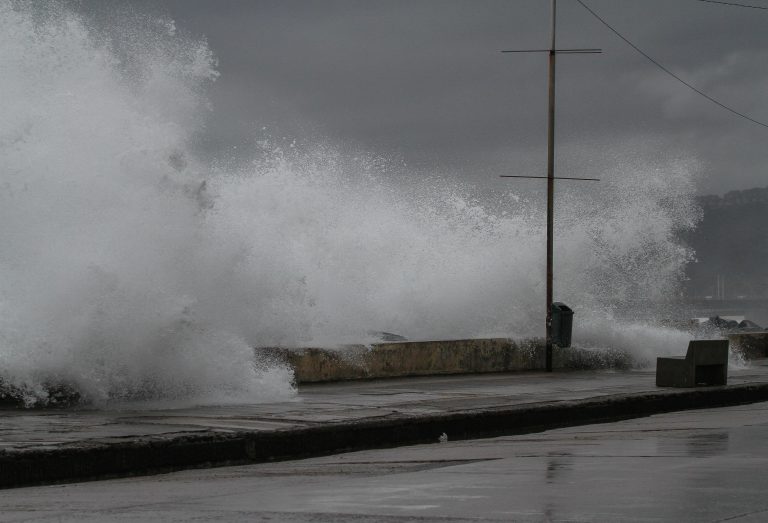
3,360,768,489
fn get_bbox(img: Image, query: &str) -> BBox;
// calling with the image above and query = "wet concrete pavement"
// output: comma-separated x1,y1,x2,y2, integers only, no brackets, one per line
3,363,768,453
2,400,768,521
3,361,768,488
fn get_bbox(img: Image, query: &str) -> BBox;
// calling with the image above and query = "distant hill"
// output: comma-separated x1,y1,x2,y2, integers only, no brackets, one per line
682,186,768,298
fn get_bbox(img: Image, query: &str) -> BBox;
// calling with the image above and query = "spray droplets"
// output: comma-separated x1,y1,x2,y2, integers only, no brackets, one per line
0,3,701,406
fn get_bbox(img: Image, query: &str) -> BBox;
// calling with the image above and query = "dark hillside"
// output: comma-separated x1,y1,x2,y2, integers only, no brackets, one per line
683,187,768,298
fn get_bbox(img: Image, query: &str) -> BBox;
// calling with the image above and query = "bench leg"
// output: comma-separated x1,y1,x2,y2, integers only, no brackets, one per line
656,358,694,387
695,364,727,386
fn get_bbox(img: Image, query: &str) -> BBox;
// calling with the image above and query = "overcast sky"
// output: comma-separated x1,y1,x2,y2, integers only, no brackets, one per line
80,0,767,195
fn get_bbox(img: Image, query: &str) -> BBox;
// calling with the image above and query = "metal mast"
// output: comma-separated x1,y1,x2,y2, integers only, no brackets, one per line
545,0,557,372
500,0,599,372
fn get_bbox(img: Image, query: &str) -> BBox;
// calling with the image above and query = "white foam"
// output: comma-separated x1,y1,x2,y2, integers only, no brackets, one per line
0,3,703,406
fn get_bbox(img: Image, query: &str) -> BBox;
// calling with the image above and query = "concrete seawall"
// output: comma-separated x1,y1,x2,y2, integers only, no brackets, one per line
264,338,633,383
267,332,768,384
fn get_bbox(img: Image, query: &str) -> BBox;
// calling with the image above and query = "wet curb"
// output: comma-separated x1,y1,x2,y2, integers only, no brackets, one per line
3,382,768,489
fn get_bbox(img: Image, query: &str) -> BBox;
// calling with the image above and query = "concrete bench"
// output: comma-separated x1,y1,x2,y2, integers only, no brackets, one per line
656,340,728,388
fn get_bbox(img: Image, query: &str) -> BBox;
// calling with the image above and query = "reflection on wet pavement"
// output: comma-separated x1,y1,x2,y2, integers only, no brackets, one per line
3,402,768,522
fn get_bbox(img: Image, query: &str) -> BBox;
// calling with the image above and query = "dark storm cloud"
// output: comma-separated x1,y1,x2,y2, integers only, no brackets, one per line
79,0,768,194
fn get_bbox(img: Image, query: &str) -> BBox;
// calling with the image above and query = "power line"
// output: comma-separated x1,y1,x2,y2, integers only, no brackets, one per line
501,48,601,53
576,0,768,130
695,0,768,10
500,175,600,181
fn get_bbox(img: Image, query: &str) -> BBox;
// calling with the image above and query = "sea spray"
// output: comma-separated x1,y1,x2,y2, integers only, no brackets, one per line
0,2,295,405
0,2,701,406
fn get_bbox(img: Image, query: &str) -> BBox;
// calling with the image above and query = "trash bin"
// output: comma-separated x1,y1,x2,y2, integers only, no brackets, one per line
551,302,573,348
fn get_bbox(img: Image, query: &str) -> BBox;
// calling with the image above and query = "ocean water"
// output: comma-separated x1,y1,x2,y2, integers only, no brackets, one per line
0,2,700,406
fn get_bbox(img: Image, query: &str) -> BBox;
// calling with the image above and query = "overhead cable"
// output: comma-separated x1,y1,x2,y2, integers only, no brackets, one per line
695,0,767,10
576,0,768,129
